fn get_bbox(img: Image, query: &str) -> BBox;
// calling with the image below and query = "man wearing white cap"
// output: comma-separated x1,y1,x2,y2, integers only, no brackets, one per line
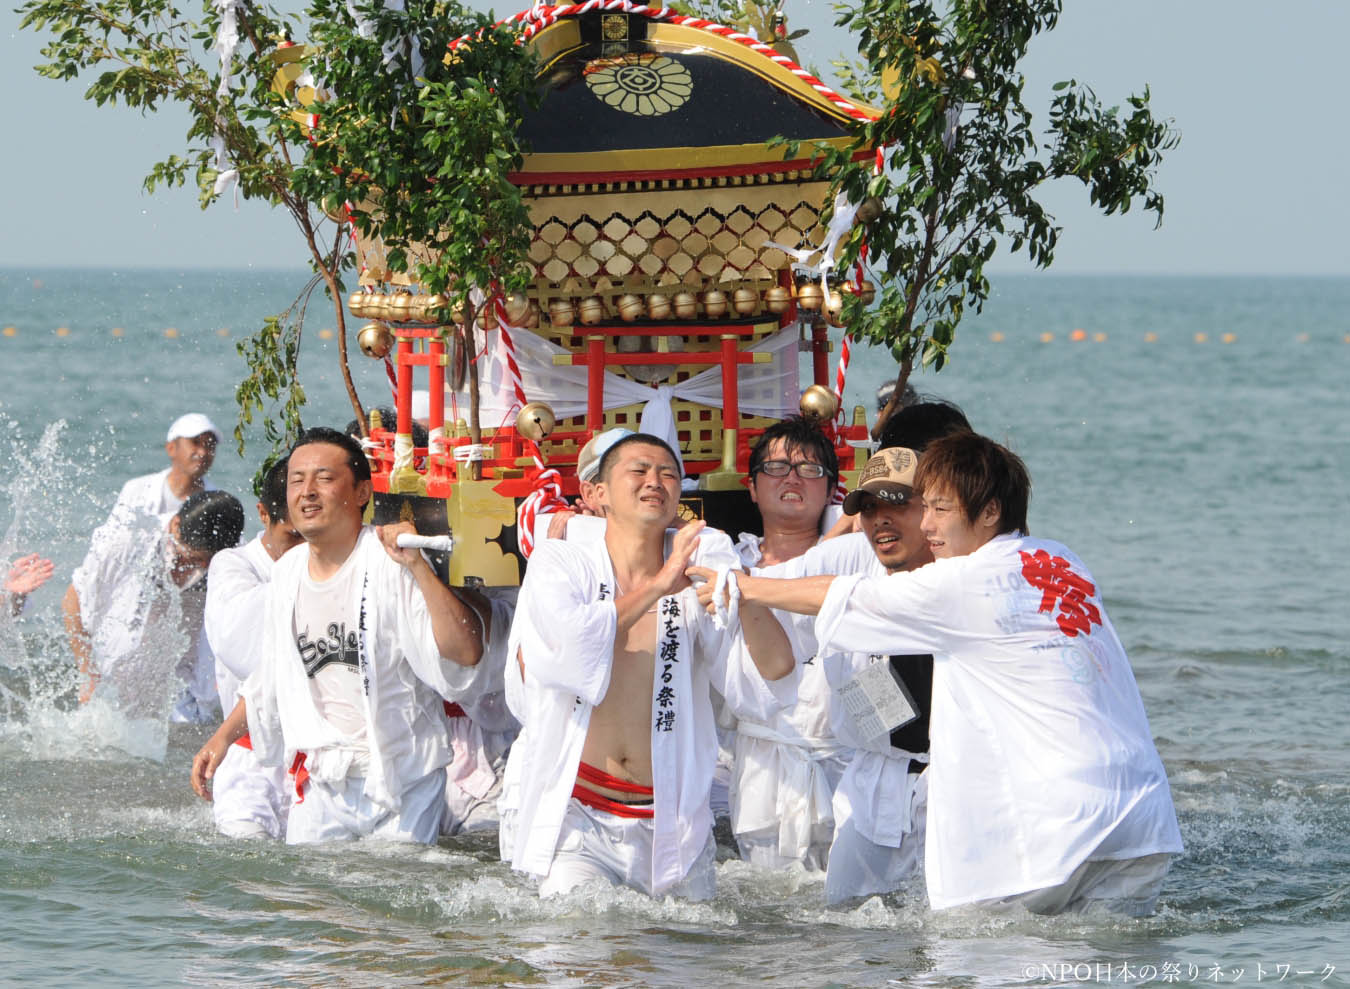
108,413,222,527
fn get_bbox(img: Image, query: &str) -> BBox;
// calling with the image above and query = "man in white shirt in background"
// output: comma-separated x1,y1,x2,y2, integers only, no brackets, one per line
714,431,1184,915
191,427,491,845
202,457,303,838
109,413,221,526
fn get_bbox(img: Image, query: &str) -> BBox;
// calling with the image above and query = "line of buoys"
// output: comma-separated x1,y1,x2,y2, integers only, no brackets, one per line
1,325,1344,345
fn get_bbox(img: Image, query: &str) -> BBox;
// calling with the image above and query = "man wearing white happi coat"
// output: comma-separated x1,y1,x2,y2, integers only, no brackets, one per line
727,416,851,872
440,588,518,836
726,432,1184,915
752,447,940,903
64,490,245,723
504,433,796,898
202,458,303,838
192,428,490,844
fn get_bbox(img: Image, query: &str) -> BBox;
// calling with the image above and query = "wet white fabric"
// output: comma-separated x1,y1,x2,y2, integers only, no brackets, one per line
295,548,368,746
205,536,275,711
825,769,927,904
504,528,794,895
107,468,217,528
728,533,876,867
983,852,1174,917
443,593,518,836
285,766,446,844
71,516,219,723
453,322,801,425
210,743,289,839
204,535,290,837
539,799,717,900
242,526,482,817
814,532,1185,910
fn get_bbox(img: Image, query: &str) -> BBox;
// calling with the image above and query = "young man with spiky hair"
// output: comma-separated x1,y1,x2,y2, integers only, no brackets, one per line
706,432,1183,915
504,433,795,898
191,427,493,844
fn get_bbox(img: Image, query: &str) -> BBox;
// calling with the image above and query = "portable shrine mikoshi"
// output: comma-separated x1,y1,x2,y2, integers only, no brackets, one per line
340,2,881,586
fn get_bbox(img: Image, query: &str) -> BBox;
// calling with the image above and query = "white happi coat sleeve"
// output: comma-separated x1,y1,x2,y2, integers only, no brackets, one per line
691,529,797,720
204,541,271,684
70,527,121,637
815,562,958,659
376,538,481,701
509,539,615,705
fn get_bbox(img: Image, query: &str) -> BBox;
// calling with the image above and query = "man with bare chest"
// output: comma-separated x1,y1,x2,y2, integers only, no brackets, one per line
503,434,794,898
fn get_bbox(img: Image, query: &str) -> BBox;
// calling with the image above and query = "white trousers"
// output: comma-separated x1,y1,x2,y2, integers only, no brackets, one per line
982,852,1174,917
442,767,503,836
211,743,290,839
285,768,446,845
539,798,717,900
824,770,927,904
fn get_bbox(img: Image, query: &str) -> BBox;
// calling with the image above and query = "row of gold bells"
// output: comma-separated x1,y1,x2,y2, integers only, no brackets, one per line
350,279,876,330
511,384,840,444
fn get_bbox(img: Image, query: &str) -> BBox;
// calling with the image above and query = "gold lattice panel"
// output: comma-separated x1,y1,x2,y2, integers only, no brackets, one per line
525,182,831,289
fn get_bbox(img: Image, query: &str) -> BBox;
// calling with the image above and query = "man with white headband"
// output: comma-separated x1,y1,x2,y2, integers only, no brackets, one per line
503,432,795,898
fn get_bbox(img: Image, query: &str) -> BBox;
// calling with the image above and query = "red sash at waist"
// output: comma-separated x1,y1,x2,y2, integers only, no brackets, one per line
290,751,309,803
572,761,654,819
233,733,252,750
443,701,466,719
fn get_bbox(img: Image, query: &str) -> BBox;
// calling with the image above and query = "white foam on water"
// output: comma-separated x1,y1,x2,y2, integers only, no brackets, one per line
22,694,169,762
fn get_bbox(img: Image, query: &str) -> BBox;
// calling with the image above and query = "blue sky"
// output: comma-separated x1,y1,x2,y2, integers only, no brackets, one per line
3,0,1347,274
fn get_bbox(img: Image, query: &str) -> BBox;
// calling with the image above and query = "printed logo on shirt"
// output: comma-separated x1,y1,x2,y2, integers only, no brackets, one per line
296,621,361,678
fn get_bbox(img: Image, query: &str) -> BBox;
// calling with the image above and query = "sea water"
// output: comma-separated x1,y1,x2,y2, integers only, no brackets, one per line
1,269,1347,987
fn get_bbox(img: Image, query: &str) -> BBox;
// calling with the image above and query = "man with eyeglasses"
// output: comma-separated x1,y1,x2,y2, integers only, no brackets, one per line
733,402,972,902
725,416,857,872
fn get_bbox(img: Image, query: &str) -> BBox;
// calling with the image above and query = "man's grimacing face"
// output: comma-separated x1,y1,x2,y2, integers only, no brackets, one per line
595,441,681,527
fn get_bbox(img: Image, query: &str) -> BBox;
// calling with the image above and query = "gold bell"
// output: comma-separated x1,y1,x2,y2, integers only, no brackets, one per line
647,293,672,320
388,292,414,322
347,292,368,317
799,384,839,421
855,196,884,224
617,293,645,322
764,285,791,314
732,287,759,316
503,292,531,326
578,296,606,325
826,289,846,327
702,289,728,319
515,401,557,442
357,321,394,359
548,299,575,327
796,281,824,311
672,292,698,319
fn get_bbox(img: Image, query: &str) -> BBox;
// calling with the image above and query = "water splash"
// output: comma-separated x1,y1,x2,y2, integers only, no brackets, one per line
0,417,193,762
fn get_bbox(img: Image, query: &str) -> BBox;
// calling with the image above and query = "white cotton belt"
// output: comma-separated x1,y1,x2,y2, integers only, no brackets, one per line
735,718,849,756
306,745,372,784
